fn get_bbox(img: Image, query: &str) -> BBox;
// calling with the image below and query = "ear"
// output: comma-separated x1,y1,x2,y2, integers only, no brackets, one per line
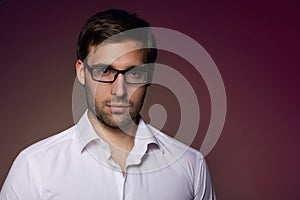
75,60,85,85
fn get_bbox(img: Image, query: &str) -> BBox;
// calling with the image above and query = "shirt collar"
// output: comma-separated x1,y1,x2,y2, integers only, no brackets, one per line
127,119,162,165
76,110,107,153
75,110,162,156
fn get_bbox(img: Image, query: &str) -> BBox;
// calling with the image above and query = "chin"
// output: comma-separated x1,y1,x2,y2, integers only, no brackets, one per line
97,114,132,129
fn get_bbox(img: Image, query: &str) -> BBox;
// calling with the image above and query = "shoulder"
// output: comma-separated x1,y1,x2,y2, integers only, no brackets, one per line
18,125,77,160
147,124,205,165
8,125,79,180
146,124,211,189
0,126,78,198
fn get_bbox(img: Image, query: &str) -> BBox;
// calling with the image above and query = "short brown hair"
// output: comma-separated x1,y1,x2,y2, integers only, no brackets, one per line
76,9,157,63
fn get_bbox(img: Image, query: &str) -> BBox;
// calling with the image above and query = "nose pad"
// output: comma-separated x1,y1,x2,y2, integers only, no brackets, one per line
112,74,127,97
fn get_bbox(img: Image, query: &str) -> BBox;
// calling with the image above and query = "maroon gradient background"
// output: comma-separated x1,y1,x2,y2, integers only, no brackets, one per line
1,0,299,199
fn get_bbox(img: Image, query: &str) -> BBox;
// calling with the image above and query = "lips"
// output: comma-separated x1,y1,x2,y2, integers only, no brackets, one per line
107,104,130,113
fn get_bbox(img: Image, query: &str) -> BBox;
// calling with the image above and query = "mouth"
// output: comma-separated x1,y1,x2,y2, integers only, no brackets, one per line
106,104,130,113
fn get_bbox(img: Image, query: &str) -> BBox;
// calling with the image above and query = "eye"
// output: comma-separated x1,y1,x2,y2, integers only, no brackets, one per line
128,69,144,77
129,70,140,76
126,67,148,83
94,67,110,75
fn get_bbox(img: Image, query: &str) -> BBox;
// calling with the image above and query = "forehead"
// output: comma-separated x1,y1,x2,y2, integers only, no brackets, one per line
87,40,145,66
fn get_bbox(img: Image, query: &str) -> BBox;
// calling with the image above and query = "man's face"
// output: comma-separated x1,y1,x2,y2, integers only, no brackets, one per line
77,41,148,129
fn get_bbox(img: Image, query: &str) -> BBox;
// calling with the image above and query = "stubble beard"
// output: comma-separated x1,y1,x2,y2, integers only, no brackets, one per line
95,99,140,129
86,91,144,130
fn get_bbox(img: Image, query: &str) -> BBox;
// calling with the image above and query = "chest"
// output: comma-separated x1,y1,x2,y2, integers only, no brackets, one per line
41,157,194,200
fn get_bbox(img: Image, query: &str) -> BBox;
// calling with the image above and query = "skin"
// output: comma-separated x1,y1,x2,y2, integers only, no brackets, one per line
75,40,148,173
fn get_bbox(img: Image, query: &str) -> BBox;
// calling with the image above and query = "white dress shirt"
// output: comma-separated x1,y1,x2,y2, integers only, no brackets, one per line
0,111,216,200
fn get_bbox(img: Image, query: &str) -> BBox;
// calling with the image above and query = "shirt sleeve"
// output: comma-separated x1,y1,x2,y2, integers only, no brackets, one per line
193,155,216,200
0,151,41,200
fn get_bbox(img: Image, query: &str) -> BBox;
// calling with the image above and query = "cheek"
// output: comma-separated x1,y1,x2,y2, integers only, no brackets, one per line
94,86,110,101
86,81,108,102
129,87,147,102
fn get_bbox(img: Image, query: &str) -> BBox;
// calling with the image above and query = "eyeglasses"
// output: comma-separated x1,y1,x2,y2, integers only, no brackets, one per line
84,61,150,85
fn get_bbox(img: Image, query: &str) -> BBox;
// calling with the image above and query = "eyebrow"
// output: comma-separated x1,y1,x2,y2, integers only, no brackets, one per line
89,63,111,68
89,63,144,70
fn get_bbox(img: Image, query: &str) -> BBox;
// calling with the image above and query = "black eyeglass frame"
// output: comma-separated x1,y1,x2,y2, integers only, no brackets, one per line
83,60,151,85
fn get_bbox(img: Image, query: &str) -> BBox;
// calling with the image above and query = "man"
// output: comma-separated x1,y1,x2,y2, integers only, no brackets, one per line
0,9,216,199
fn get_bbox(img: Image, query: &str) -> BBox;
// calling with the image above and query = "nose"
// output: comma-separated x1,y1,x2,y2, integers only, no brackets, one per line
112,74,127,97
